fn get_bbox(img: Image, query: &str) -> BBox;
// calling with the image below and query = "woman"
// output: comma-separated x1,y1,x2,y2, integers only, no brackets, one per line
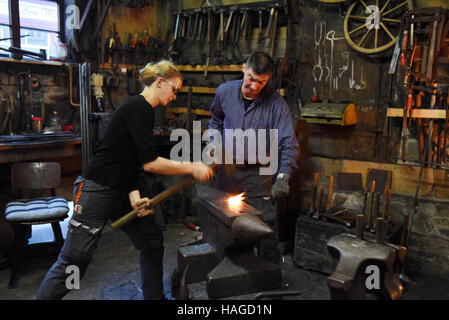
36,60,214,300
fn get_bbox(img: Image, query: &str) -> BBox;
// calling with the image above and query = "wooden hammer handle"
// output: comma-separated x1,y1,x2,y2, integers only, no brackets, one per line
111,163,217,229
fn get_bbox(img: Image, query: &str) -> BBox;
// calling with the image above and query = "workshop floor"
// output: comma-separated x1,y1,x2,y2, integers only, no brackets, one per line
0,178,448,300
0,221,448,300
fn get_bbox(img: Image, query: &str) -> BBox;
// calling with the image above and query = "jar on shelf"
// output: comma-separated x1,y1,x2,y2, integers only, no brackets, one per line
48,110,61,131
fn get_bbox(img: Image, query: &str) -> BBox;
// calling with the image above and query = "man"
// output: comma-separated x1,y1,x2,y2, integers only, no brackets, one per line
208,51,299,264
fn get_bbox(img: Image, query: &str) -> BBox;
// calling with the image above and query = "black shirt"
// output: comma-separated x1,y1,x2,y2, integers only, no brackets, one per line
84,95,158,193
241,93,254,111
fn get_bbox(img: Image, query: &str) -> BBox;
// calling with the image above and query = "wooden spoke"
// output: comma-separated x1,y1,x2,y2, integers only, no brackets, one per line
383,1,408,16
380,0,392,14
358,28,372,46
382,17,401,23
344,0,411,54
359,0,369,9
349,23,367,35
375,27,379,48
349,15,369,20
381,22,396,41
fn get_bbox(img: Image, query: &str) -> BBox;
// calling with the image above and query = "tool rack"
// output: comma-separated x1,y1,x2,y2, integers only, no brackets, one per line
165,64,286,119
386,7,449,167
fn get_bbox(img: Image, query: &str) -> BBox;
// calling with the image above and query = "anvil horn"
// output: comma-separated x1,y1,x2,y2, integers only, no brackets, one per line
231,214,274,242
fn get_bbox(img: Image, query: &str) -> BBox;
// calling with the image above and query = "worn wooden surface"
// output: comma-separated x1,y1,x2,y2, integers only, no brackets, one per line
298,156,449,200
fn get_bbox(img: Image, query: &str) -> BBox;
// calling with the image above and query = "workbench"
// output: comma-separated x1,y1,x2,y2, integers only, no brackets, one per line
0,133,81,164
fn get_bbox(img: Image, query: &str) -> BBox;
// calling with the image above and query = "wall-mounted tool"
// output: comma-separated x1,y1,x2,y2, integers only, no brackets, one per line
257,8,263,45
269,9,278,57
204,10,212,78
91,73,105,112
426,18,439,82
224,5,237,42
0,46,46,60
400,30,408,67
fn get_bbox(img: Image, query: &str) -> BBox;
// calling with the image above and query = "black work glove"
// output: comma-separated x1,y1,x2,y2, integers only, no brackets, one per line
271,173,290,199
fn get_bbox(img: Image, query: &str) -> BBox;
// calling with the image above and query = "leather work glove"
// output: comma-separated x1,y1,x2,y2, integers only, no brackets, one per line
271,173,290,199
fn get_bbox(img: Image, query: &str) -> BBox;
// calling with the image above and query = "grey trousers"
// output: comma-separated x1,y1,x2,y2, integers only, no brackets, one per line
36,176,164,300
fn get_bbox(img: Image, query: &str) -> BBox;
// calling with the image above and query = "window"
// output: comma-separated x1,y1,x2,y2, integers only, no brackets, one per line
0,0,11,49
0,0,63,59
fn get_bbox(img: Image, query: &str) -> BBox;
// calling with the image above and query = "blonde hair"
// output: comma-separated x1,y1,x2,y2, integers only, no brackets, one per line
139,60,182,87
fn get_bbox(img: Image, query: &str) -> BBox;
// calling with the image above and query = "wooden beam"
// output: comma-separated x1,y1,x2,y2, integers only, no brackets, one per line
180,87,217,94
166,107,211,116
177,65,243,72
387,107,447,119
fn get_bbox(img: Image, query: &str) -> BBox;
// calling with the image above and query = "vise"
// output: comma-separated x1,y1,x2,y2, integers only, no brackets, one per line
326,215,407,300
171,184,281,299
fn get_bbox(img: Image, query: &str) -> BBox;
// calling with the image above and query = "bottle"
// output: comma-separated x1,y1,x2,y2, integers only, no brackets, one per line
49,110,61,131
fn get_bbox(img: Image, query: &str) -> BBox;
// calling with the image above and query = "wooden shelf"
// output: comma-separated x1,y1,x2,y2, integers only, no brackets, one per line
177,65,243,72
180,87,217,94
180,86,285,96
387,108,447,119
0,56,74,67
99,63,286,96
166,107,211,116
99,63,244,72
99,63,142,70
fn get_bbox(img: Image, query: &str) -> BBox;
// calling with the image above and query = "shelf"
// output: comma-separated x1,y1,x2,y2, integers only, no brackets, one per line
167,107,211,116
180,86,285,96
99,63,244,73
99,63,286,95
387,108,447,119
180,87,216,94
99,63,142,70
177,65,243,72
0,56,74,67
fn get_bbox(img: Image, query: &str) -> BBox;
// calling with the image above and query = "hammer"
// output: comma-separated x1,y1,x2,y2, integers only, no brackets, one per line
111,163,218,229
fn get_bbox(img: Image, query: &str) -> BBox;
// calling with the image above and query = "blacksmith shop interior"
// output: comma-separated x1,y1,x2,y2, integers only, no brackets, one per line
1,0,449,301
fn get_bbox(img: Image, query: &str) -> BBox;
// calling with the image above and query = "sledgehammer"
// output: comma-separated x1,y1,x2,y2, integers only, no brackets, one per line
111,163,217,229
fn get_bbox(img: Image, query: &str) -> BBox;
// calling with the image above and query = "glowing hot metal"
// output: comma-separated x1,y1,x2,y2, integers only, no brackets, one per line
228,192,245,207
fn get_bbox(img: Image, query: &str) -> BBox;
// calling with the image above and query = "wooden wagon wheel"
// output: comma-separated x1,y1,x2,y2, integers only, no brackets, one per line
344,0,414,54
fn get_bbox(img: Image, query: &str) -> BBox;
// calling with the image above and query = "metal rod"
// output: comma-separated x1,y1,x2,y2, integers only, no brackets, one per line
367,180,376,229
356,214,364,239
400,212,410,246
309,173,319,215
244,193,271,199
376,217,384,244
314,185,325,219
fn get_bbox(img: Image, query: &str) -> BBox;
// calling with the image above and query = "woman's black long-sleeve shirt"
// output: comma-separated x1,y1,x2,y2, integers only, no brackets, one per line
84,95,158,193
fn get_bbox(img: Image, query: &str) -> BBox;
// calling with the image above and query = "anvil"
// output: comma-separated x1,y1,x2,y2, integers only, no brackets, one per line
172,184,281,299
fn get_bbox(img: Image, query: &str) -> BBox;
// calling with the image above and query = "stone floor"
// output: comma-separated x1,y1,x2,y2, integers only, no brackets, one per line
1,175,448,301
0,219,448,300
